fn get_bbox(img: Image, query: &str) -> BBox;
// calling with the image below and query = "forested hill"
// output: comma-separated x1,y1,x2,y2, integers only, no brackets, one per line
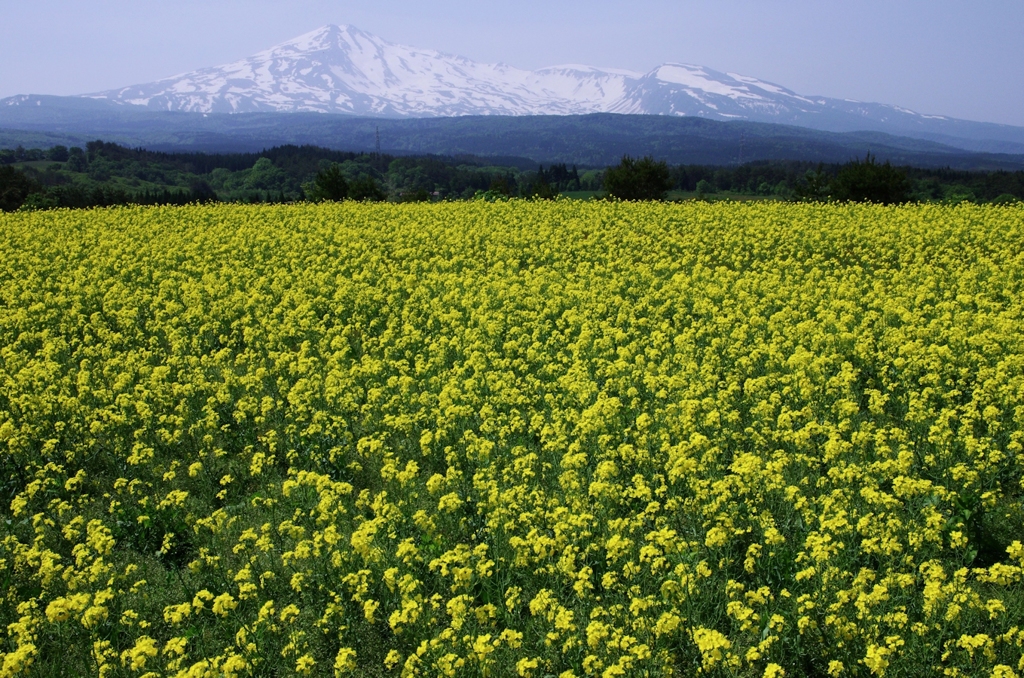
3,110,1024,171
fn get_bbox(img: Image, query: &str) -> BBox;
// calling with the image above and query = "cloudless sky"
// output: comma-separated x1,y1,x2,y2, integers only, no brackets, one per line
2,0,1022,126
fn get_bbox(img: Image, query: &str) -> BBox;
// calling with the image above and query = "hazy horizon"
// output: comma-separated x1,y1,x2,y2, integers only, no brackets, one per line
2,0,1022,127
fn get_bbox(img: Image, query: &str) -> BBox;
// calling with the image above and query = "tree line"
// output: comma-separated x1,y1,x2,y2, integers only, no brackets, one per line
2,140,1021,212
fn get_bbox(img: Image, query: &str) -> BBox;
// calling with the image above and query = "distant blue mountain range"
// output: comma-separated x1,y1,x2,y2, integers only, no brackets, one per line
3,24,1024,165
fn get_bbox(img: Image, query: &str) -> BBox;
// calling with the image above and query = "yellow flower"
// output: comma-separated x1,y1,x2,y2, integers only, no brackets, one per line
437,491,463,512
81,604,109,629
705,526,730,548
863,644,890,676
45,593,90,623
212,592,237,617
290,572,306,592
472,635,495,662
296,654,316,674
163,603,192,624
499,629,524,649
1,642,37,675
692,627,733,669
516,657,541,677
257,600,276,624
222,655,249,678
334,647,357,674
191,590,213,611
163,637,187,657
119,636,158,671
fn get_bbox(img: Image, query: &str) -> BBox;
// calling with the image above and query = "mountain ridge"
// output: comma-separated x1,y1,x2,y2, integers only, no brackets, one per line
3,106,1023,172
39,23,1017,154
3,24,1024,157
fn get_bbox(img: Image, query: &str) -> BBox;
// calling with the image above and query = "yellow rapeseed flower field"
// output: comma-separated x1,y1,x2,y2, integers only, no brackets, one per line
0,201,1023,677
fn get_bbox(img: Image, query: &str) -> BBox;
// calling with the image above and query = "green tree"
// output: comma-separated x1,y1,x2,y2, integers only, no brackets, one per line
525,168,556,200
603,155,672,201
347,175,387,202
0,166,40,212
306,164,350,202
794,165,833,202
243,157,289,191
832,154,910,204
188,180,219,203
695,179,714,200
66,147,87,173
488,176,512,197
47,145,70,162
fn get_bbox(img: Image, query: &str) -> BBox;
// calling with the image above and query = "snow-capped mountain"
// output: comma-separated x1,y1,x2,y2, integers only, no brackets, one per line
79,25,951,132
87,25,634,116
0,23,1011,153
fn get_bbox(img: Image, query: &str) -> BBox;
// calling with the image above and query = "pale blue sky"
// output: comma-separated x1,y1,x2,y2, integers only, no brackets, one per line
2,0,1022,126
